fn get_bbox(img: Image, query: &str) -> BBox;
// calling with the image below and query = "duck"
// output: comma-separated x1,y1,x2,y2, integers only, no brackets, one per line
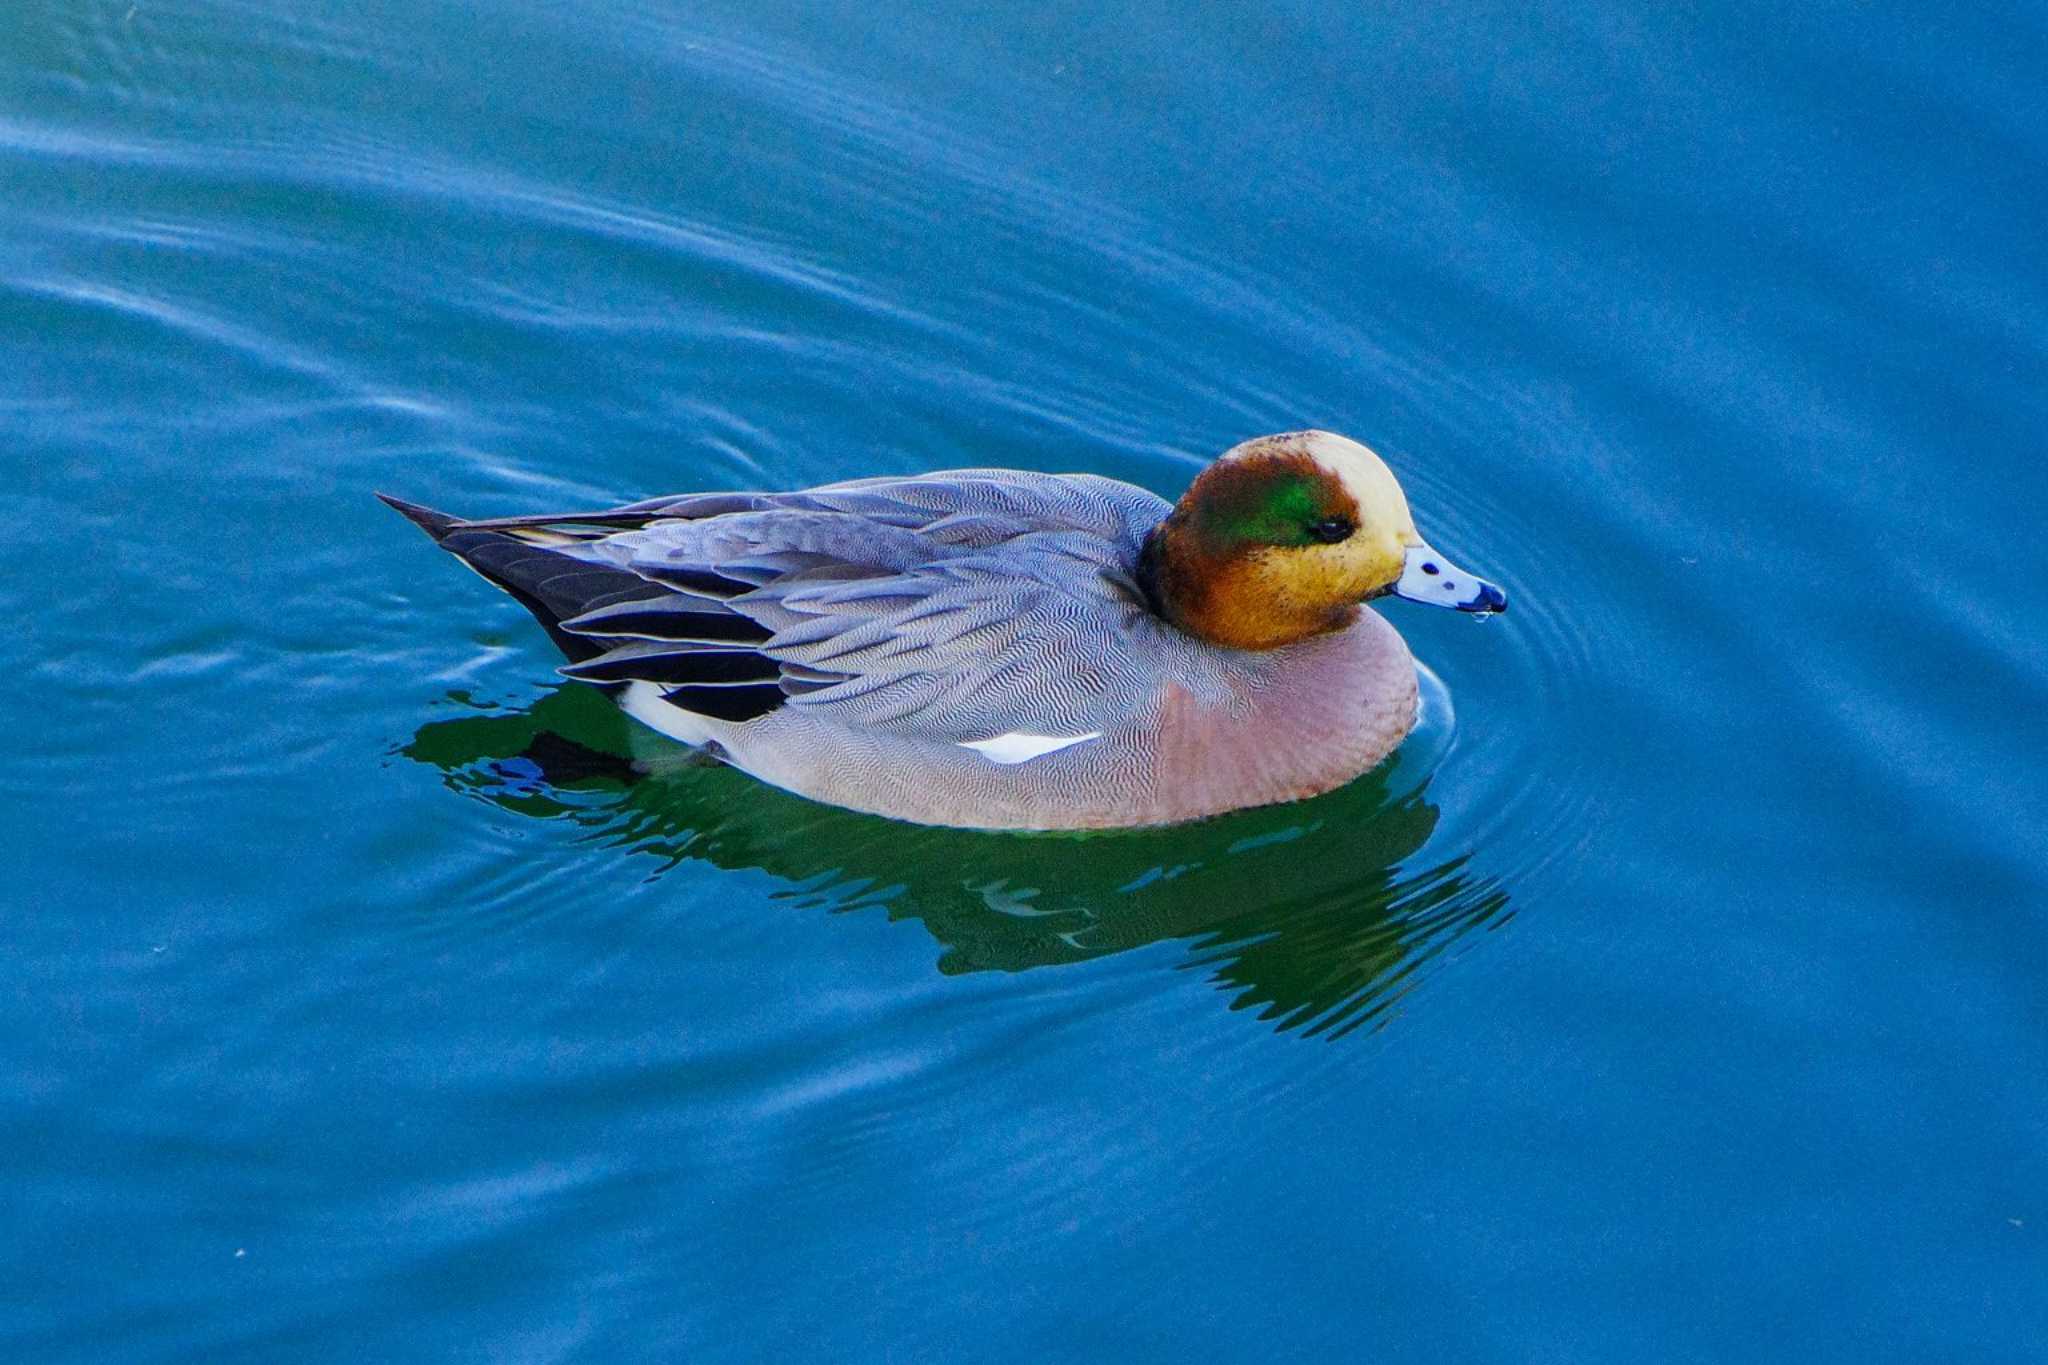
381,430,1505,830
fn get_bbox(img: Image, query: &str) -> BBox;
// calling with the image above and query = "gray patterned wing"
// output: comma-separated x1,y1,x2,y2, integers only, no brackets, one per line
538,471,1173,736
463,468,1170,553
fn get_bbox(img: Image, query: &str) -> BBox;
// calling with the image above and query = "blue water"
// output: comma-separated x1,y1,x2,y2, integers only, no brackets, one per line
6,1,2046,1359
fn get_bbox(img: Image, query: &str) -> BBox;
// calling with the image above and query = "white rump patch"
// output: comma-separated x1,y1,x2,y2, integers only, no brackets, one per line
958,730,1103,765
618,680,719,748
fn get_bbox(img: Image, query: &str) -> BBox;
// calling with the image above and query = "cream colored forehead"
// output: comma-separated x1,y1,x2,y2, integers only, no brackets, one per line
1230,430,1418,539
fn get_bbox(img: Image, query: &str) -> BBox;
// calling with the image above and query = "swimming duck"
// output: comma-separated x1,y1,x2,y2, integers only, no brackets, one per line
383,430,1505,830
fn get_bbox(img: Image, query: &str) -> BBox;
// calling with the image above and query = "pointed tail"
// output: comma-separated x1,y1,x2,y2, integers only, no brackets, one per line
376,492,664,664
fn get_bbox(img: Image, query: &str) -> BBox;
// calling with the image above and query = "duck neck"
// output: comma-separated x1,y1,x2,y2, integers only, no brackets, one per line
1137,521,1355,651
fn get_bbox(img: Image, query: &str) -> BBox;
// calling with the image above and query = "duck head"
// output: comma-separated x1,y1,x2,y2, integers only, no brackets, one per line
1140,430,1506,650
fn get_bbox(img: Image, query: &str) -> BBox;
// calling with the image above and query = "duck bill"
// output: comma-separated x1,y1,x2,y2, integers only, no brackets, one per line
1389,542,1507,614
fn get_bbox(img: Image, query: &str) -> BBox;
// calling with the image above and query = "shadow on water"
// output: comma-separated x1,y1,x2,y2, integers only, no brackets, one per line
402,684,1514,1039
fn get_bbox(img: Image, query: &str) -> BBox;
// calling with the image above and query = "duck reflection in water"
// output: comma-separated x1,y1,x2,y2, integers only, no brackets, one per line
403,685,1512,1039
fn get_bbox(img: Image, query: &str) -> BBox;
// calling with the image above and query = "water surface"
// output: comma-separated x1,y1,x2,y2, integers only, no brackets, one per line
4,0,2045,1359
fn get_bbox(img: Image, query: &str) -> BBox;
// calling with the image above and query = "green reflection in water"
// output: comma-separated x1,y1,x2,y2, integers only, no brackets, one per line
404,685,1513,1038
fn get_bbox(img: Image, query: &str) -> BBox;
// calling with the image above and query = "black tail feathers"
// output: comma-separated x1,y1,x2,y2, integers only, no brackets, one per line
378,493,666,664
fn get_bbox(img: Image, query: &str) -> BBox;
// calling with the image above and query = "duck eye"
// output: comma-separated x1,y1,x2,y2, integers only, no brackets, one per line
1307,517,1354,544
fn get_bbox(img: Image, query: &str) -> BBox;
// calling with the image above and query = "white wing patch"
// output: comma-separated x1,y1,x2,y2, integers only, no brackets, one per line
958,730,1103,765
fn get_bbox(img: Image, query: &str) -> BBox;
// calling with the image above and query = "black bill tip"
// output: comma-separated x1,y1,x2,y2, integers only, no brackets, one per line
1460,581,1508,615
